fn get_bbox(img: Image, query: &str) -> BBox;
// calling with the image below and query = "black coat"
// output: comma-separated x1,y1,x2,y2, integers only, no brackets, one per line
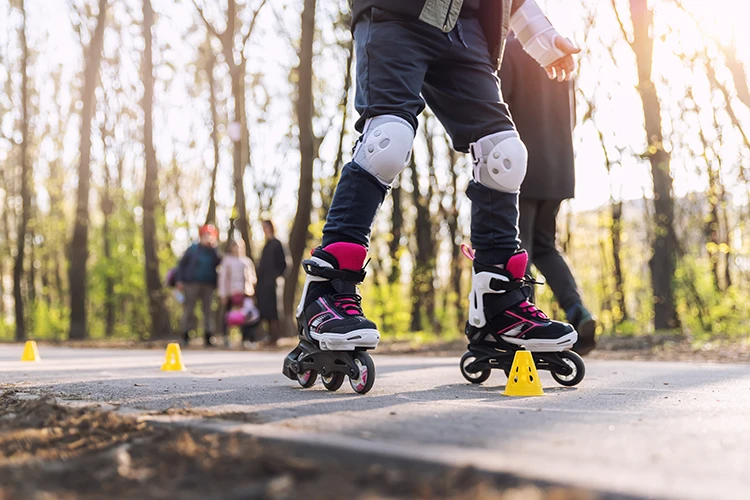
256,239,287,320
499,37,576,201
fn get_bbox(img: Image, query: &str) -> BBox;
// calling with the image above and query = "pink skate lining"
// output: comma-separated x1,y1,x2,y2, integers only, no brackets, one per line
505,251,528,280
323,242,367,271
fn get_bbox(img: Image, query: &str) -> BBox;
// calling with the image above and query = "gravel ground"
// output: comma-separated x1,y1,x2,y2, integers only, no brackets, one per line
0,391,603,500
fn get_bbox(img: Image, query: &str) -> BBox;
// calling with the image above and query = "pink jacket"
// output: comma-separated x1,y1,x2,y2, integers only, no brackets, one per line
217,255,257,299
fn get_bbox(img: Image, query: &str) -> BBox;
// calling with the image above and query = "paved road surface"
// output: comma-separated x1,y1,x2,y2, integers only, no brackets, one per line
1,345,748,499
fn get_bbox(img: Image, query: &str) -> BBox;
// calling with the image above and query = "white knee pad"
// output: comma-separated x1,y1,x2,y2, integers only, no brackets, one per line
353,115,415,186
469,131,528,193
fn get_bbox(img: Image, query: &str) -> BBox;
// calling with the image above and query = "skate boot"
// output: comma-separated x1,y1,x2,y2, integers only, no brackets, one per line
568,304,597,356
459,247,586,387
282,242,379,394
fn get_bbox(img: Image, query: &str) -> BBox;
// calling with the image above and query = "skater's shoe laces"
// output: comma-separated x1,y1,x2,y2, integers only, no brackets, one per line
519,301,548,320
333,293,364,316
518,275,548,320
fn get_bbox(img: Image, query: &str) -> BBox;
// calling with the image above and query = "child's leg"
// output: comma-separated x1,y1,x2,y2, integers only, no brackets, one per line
180,284,200,345
241,324,257,343
300,10,440,350
321,10,435,249
421,17,576,349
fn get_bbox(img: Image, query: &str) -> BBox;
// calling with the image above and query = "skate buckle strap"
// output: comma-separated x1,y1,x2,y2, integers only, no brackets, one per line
484,287,529,318
489,278,523,292
302,260,367,284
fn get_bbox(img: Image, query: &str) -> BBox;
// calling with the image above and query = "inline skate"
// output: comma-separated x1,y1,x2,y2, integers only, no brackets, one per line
459,247,585,387
282,243,379,394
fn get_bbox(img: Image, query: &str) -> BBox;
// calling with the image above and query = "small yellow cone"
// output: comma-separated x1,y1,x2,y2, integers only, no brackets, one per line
161,343,186,371
503,350,544,397
20,340,40,362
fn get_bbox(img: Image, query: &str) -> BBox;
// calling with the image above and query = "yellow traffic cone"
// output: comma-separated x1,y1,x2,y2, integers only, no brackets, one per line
20,340,40,362
161,343,186,371
503,350,544,396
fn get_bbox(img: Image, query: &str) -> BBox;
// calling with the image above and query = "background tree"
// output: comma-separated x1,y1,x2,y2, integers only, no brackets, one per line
142,0,172,339
12,0,30,341
68,0,108,340
283,0,318,328
193,0,268,259
613,0,680,330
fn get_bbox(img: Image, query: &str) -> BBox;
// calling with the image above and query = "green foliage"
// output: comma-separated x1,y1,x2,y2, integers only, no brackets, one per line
30,300,67,340
361,280,412,338
675,258,750,340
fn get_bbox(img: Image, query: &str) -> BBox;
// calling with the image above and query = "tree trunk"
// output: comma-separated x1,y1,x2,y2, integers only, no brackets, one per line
103,210,115,337
408,156,435,333
194,0,266,258
321,36,354,217
0,170,9,323
610,199,628,322
422,121,439,333
204,42,220,226
68,0,108,340
27,227,36,330
721,197,732,289
283,0,317,328
223,0,253,259
142,0,173,339
388,177,403,285
231,65,253,258
447,149,463,330
705,159,722,292
627,0,679,330
13,0,30,341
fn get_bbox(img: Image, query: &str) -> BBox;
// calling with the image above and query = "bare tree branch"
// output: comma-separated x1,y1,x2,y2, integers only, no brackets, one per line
609,0,635,50
271,3,295,48
192,0,222,38
241,0,269,52
705,57,750,182
720,41,750,110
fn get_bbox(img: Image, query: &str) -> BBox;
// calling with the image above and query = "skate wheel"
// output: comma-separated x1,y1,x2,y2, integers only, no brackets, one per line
551,350,586,387
322,372,345,392
296,369,318,388
460,352,491,384
349,352,375,394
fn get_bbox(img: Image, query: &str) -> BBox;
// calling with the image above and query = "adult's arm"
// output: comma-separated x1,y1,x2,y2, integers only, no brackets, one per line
509,0,580,81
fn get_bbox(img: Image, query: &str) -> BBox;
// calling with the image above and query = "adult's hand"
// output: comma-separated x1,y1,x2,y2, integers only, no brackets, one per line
544,37,581,82
176,282,184,292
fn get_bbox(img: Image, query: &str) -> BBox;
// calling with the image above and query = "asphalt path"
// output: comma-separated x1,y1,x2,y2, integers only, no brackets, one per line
1,345,748,500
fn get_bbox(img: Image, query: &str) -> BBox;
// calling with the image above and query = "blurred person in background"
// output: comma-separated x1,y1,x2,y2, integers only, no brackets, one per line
177,224,221,347
217,239,258,347
499,35,597,355
257,220,288,347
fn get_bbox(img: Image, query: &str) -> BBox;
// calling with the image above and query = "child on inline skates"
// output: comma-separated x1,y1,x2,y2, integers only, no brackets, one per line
284,0,583,393
218,240,258,348
225,293,262,348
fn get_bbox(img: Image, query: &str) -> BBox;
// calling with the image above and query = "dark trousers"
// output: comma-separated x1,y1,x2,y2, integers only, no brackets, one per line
180,283,215,334
518,199,582,312
322,9,519,264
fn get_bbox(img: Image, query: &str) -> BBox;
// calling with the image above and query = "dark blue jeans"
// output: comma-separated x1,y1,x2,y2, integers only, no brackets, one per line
323,8,519,265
